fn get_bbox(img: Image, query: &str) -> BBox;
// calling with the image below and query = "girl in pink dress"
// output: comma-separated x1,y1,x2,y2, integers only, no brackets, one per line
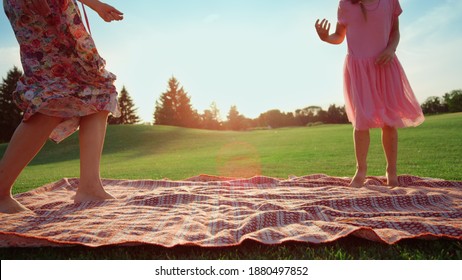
0,0,123,213
315,0,424,187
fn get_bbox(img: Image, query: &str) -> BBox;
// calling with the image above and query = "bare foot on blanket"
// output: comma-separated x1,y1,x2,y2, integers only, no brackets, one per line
349,169,366,188
386,171,399,186
74,184,115,203
0,196,31,214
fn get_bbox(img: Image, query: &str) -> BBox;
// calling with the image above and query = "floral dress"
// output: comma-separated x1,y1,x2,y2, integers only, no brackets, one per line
3,0,120,143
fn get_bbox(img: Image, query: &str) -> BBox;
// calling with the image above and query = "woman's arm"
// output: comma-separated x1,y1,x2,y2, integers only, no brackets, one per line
376,17,400,65
79,0,123,22
315,19,346,45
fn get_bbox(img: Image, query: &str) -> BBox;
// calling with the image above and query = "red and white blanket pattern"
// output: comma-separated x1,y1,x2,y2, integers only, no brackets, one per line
1,175,461,247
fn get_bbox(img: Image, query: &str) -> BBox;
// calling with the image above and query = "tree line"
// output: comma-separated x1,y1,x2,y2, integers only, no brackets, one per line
153,76,349,131
1,67,461,142
420,90,462,115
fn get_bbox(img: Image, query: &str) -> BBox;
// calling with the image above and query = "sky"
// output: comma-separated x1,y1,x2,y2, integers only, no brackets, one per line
1,0,461,123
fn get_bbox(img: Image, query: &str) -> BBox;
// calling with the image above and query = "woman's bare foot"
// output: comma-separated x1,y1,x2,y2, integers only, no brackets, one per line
74,184,115,203
349,168,367,188
0,196,31,214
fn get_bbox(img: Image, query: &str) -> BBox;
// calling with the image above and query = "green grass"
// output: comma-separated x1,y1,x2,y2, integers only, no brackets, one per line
1,113,461,259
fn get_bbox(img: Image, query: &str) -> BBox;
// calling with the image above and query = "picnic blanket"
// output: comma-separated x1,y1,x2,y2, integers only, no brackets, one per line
1,174,461,247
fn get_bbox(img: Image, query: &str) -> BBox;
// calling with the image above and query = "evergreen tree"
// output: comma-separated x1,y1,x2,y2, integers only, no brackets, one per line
201,102,222,130
225,105,248,130
0,67,23,143
154,76,199,128
108,86,140,125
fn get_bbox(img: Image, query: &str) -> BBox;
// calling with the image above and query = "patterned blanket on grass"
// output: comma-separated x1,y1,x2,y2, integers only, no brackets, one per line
1,175,461,247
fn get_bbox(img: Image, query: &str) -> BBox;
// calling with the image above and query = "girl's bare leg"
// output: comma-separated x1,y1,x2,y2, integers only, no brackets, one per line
382,125,399,186
0,113,62,214
74,111,114,203
349,129,370,188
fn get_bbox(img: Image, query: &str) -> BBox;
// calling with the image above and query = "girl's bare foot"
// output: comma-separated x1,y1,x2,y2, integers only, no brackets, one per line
74,184,115,203
0,196,31,214
386,171,399,186
349,169,366,188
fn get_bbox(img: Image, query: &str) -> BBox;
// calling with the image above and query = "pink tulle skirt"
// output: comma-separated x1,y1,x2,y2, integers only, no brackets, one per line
343,55,424,130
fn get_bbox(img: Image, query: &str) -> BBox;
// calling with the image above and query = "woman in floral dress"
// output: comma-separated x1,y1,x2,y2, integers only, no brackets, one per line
0,0,123,213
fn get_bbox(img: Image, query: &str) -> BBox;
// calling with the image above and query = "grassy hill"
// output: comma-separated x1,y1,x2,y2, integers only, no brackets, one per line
1,113,461,194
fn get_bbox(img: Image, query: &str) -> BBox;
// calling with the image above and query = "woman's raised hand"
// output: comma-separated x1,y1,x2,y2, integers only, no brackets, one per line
91,1,124,22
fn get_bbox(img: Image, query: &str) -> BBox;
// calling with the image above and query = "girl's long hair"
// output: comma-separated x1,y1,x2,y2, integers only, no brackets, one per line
350,0,367,20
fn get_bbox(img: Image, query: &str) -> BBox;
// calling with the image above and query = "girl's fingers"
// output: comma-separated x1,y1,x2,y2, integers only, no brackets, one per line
321,19,330,32
315,19,325,27
315,19,329,32
376,54,392,65
314,18,331,41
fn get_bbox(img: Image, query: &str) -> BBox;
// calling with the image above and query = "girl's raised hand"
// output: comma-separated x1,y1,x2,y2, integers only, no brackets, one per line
315,19,331,42
18,0,51,16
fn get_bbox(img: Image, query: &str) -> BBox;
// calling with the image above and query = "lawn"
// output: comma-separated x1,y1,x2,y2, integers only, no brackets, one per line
1,113,461,259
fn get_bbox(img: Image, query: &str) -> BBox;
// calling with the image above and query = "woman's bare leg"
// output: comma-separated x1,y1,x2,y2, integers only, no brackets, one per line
0,113,62,214
74,111,114,203
382,125,399,186
349,129,370,188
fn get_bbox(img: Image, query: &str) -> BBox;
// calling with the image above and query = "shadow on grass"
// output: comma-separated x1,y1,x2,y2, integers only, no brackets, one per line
1,237,461,260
